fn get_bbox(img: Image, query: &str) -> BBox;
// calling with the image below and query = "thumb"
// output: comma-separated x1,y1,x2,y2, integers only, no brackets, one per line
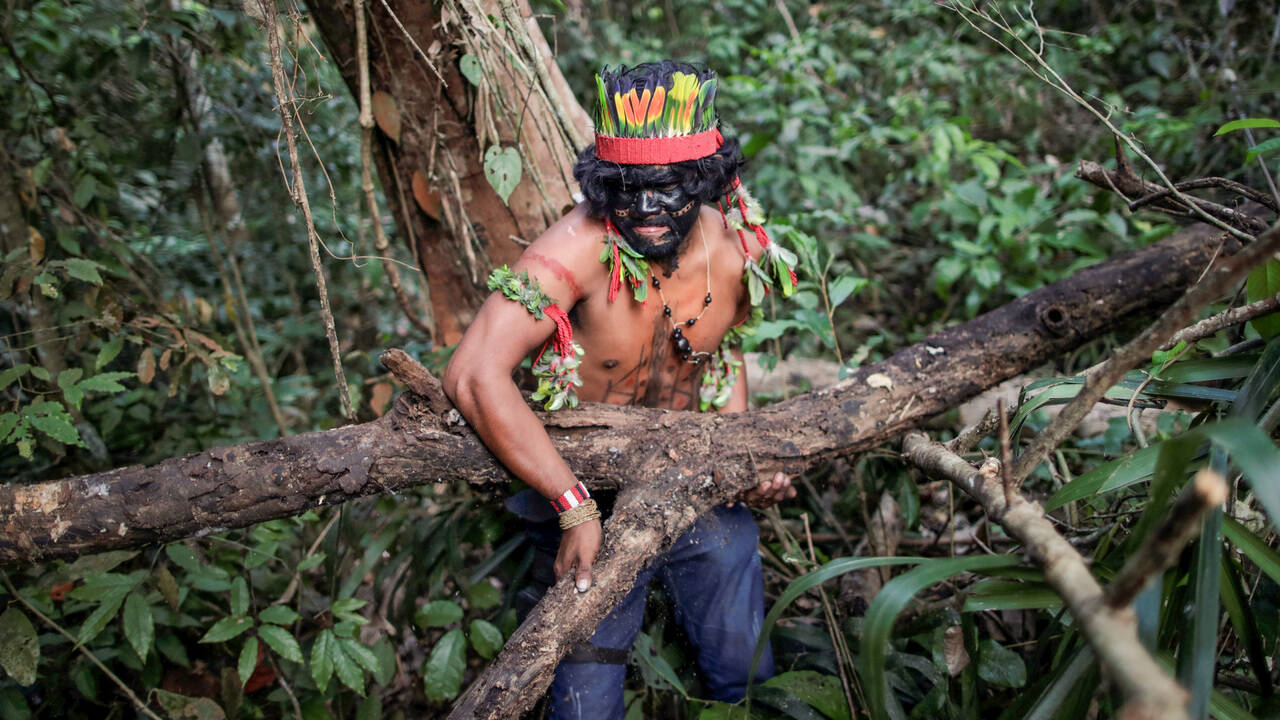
575,554,593,593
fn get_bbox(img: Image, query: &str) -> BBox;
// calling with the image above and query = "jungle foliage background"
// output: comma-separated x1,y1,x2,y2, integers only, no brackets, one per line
2,0,1280,718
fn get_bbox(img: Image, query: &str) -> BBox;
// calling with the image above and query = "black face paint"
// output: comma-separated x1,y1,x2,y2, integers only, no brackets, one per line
605,166,700,260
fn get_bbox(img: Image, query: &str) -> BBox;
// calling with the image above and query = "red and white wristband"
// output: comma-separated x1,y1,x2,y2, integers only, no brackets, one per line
550,481,591,513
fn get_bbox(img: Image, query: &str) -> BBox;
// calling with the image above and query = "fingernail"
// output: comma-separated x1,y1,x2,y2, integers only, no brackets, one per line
576,580,590,593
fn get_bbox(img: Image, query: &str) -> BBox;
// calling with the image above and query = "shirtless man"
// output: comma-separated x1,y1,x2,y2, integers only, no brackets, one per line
443,61,798,719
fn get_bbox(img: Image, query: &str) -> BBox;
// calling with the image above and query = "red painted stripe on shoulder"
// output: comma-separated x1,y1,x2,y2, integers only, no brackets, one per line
526,252,583,299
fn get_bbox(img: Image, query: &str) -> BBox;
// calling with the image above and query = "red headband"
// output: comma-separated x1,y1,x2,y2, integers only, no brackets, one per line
594,129,723,165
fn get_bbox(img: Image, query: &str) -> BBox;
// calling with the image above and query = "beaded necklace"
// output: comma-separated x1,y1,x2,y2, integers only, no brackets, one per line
650,217,714,364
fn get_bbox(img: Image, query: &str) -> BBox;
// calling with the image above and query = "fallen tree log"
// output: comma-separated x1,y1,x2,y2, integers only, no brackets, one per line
0,219,1236,568
0,216,1247,717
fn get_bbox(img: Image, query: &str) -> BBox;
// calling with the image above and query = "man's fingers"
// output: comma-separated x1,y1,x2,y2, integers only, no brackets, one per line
575,555,593,593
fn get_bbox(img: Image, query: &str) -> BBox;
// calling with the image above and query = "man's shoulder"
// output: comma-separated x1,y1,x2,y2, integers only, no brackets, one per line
510,204,609,304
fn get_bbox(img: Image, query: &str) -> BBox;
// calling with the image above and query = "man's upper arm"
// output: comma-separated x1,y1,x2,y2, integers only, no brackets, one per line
453,213,598,373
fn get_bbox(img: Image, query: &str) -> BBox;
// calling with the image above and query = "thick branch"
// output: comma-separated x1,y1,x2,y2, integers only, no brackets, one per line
0,219,1239,568
902,432,1191,720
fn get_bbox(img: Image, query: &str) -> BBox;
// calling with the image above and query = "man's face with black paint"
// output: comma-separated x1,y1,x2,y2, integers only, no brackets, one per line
605,165,700,260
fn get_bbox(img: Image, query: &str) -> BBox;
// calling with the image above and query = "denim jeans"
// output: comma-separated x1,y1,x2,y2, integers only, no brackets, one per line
515,499,775,720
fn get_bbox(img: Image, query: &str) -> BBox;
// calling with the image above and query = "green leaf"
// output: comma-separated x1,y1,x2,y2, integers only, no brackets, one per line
339,638,382,676
311,630,334,692
761,670,850,720
862,555,1022,720
1223,516,1280,586
166,544,201,572
633,630,688,697
57,368,84,410
29,366,49,381
415,600,463,629
330,635,365,696
372,637,396,686
483,145,521,204
69,571,143,601
200,616,252,644
297,553,326,572
78,371,134,393
59,551,138,581
1213,117,1280,136
0,607,39,687
465,581,500,610
1246,136,1280,164
77,588,129,645
356,695,382,720
468,619,504,660
238,637,259,689
977,639,1026,688
96,336,124,371
828,275,867,309
258,624,303,664
0,686,32,720
123,591,154,661
1246,260,1280,340
64,258,103,285
153,689,227,720
230,577,249,617
259,605,300,626
29,408,80,445
0,364,31,391
422,628,466,702
72,175,97,208
459,54,482,86
0,413,18,443
962,579,1061,612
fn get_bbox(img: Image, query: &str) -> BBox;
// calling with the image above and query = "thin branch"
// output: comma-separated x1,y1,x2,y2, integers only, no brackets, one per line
902,433,1191,720
255,0,356,422
1161,291,1280,349
1012,224,1280,482
1105,469,1228,608
1129,177,1279,215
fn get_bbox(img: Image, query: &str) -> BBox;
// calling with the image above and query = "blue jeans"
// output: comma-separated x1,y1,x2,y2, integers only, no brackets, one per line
516,500,775,720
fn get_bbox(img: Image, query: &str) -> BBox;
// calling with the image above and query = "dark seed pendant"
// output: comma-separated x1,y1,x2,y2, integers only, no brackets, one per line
672,327,683,338
652,276,661,288
675,336,692,356
663,306,672,316
686,318,696,326
704,293,712,305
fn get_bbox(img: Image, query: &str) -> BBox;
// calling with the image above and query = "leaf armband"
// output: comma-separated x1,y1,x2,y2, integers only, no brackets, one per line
698,346,743,412
486,265,583,412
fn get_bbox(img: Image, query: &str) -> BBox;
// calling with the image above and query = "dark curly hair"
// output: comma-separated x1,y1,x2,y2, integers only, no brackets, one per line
573,138,744,218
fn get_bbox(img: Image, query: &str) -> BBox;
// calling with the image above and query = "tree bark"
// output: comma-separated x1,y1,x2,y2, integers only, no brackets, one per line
306,0,587,344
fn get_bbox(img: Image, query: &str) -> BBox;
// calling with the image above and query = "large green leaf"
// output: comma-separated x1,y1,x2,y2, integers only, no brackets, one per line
258,624,303,664
1180,450,1224,720
310,630,334,692
77,588,130,645
1213,118,1280,135
122,591,154,661
468,619,504,660
422,628,466,702
633,630,688,698
1223,516,1280,585
761,670,850,720
199,616,252,644
330,636,365,696
862,555,1022,720
0,607,39,687
415,600,463,629
238,637,258,689
976,639,1026,688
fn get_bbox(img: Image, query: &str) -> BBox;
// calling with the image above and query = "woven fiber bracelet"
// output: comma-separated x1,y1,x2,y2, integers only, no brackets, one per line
558,499,601,531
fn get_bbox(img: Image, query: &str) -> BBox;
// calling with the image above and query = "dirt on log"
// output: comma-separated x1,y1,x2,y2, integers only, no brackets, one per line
0,217,1235,569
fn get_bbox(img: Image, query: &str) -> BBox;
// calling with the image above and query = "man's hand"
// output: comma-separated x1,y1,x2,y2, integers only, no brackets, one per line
737,471,796,509
555,518,603,593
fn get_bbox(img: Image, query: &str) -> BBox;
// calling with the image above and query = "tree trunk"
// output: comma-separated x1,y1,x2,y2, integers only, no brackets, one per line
307,0,587,344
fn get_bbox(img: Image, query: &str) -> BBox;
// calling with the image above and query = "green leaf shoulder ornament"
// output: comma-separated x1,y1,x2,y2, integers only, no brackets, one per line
486,267,582,411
